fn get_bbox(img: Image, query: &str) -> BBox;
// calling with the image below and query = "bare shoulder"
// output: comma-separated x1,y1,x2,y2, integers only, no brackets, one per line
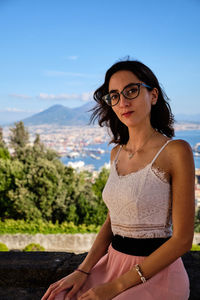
166,139,193,156
110,144,121,163
166,139,195,175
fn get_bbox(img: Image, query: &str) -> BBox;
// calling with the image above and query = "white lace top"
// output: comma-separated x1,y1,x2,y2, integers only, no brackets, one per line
102,140,173,238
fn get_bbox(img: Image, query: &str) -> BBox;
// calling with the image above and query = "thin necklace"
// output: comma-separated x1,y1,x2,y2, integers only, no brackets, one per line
123,130,156,160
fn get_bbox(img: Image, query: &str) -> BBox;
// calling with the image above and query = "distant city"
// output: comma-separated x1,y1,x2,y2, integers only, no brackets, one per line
2,121,200,161
1,102,200,158
3,124,109,156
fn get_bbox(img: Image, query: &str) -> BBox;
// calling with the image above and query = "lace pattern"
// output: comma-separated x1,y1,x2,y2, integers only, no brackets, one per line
112,226,172,238
151,165,170,184
102,140,173,239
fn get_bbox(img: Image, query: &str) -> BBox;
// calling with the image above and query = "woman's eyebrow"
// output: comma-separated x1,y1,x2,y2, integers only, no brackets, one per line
109,83,138,93
109,89,118,93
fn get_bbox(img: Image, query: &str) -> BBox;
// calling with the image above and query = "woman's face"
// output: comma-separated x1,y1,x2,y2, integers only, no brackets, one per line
108,70,158,129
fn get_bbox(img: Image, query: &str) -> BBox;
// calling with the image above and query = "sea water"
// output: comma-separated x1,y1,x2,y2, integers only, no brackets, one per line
61,130,200,170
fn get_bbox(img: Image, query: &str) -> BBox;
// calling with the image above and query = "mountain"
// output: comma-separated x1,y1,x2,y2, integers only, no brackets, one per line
8,103,200,126
23,102,95,126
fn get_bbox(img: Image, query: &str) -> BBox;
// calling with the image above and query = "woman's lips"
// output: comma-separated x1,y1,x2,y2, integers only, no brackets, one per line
122,111,134,117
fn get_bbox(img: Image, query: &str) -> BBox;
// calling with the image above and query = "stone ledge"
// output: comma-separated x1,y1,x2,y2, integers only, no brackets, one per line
0,233,97,253
1,233,199,252
0,251,199,300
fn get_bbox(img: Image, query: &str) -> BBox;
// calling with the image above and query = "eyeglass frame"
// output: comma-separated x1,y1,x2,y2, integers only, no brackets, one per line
102,82,152,107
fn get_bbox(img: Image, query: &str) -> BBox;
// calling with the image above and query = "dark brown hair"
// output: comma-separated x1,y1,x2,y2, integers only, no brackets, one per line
90,60,174,145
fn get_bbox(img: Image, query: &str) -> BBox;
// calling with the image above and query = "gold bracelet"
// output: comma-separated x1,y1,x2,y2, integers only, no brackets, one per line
135,264,146,283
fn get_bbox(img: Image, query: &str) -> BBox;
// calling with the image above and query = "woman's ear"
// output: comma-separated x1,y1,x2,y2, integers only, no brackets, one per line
151,88,159,105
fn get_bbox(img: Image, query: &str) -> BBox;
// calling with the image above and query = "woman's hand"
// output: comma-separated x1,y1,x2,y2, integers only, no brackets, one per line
41,271,88,300
77,281,120,300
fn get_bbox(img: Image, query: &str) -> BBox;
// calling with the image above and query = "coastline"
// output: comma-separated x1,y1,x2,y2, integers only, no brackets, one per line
61,129,200,171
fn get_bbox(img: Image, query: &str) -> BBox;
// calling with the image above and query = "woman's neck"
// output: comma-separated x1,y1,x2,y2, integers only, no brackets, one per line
127,126,156,152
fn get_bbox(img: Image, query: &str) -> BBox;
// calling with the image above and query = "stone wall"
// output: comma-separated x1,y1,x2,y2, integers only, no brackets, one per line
0,233,97,253
0,251,199,300
1,233,200,252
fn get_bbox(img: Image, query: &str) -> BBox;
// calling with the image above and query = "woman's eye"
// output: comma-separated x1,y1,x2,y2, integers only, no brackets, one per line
127,88,137,94
110,94,118,100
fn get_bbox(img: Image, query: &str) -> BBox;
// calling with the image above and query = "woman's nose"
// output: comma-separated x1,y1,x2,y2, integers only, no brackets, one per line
118,94,130,107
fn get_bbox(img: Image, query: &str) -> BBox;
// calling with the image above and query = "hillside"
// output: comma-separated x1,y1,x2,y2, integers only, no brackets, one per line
23,102,95,126
19,103,200,126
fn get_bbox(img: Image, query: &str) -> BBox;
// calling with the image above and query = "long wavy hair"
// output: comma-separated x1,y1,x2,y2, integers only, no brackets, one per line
90,60,174,145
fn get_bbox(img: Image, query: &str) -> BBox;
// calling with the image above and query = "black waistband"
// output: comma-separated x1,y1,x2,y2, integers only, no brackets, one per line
111,234,171,256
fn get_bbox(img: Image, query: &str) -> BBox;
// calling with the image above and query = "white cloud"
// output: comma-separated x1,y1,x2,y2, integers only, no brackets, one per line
82,91,93,102
39,91,94,102
0,108,34,113
39,93,80,100
9,94,32,99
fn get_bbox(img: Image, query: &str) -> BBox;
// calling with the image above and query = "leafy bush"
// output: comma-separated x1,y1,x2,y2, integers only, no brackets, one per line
0,219,100,234
23,243,45,251
191,244,200,251
195,224,200,233
195,208,200,232
0,242,9,251
0,147,10,159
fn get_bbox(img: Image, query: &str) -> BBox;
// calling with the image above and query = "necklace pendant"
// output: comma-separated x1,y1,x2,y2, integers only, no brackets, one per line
128,153,134,159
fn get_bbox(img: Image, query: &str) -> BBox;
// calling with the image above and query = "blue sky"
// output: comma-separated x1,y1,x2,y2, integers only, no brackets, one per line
0,0,200,124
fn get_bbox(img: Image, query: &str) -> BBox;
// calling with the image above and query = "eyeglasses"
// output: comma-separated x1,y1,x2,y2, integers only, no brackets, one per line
102,83,152,107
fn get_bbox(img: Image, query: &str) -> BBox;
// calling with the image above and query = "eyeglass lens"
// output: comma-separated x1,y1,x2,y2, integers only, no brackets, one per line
106,84,140,106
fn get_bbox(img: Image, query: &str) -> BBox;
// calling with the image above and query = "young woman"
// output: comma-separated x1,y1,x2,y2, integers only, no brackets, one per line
42,60,195,300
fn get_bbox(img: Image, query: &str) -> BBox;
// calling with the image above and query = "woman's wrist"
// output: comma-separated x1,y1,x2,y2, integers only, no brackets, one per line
113,267,143,293
77,262,92,274
110,277,128,296
101,280,123,299
75,268,90,276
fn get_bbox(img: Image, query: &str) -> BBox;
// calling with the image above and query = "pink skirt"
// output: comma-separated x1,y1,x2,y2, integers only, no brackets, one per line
55,245,190,300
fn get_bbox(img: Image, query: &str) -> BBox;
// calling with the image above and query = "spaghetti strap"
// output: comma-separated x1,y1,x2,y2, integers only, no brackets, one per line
114,145,122,163
150,139,173,165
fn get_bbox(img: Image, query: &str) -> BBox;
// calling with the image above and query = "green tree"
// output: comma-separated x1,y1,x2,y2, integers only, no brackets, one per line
0,147,68,221
0,148,10,159
34,133,41,146
9,121,29,150
91,167,109,224
1,122,109,226
0,124,64,221
92,167,109,200
0,127,5,147
71,171,99,225
0,127,10,159
33,133,45,153
0,159,25,218
195,207,200,232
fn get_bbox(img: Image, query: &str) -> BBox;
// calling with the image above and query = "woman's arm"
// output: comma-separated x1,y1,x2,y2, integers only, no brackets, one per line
110,139,195,294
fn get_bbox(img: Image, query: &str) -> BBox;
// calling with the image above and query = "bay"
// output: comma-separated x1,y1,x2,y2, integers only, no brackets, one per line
175,130,200,169
61,130,200,170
